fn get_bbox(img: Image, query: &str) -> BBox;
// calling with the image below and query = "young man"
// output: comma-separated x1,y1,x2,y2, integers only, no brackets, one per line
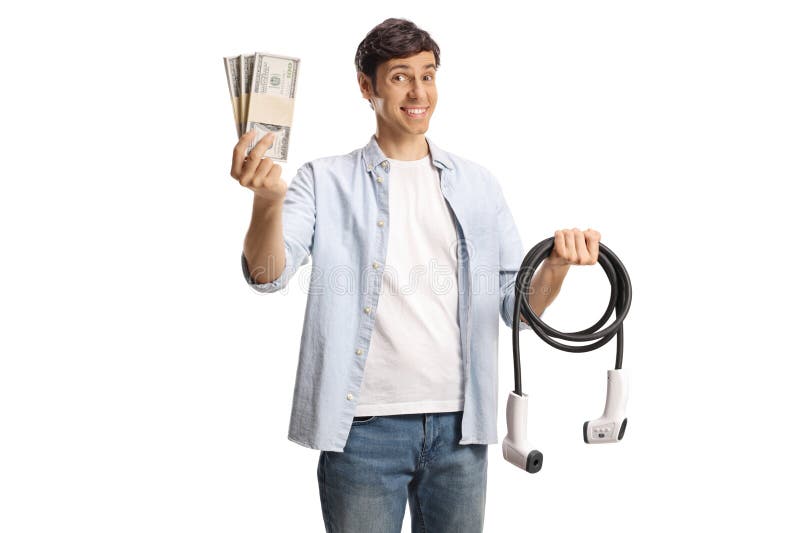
231,18,600,533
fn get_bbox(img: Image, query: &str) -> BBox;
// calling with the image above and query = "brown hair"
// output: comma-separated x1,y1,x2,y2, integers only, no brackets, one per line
354,18,441,93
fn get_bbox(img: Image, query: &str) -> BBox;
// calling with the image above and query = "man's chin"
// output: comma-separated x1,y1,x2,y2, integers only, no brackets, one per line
383,118,432,137
406,122,431,135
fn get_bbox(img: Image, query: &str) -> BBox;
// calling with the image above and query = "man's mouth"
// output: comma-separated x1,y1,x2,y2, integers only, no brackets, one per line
400,106,429,118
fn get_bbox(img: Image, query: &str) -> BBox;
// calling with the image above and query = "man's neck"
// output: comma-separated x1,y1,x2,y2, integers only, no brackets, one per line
374,128,429,161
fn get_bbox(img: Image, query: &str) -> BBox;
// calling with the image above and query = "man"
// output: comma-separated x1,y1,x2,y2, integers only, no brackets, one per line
231,18,600,533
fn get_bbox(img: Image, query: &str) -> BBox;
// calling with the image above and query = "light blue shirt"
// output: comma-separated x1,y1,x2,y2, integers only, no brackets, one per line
241,134,531,452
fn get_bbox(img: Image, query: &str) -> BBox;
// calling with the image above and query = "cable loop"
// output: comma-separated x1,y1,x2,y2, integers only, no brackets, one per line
512,237,632,395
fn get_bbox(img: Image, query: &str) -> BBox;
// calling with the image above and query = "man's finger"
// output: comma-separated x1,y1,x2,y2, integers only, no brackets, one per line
242,132,276,177
551,230,567,265
231,130,256,178
265,160,283,182
250,157,276,188
575,228,592,264
586,228,601,264
565,228,579,263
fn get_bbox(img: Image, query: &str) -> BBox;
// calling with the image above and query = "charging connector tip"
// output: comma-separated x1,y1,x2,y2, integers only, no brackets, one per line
526,450,543,473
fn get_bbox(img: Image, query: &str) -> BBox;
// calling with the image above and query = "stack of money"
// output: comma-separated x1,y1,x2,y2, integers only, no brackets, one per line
223,52,300,163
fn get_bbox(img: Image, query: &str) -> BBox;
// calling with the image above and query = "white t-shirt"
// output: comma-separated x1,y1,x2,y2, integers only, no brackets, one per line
354,153,464,416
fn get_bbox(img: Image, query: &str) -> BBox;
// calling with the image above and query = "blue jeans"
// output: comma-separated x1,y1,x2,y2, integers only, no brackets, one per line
317,411,488,533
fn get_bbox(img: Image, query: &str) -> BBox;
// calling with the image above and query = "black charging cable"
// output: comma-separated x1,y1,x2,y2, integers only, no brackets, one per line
512,237,633,396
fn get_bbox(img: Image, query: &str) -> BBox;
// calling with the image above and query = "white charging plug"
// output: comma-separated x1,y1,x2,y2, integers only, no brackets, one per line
583,369,629,444
502,391,544,473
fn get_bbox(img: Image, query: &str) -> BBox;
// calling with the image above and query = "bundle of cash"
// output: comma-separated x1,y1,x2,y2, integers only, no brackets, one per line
223,52,300,163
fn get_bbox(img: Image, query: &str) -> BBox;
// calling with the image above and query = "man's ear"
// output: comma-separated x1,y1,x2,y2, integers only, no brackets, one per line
357,72,372,100
357,72,375,110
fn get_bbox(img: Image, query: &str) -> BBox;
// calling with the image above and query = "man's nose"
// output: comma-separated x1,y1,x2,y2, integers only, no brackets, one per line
408,79,425,99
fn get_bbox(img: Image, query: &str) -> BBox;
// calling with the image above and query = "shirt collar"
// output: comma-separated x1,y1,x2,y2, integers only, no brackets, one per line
362,134,454,172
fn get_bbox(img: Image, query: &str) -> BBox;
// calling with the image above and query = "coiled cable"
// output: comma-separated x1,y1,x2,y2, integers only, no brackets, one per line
512,237,633,395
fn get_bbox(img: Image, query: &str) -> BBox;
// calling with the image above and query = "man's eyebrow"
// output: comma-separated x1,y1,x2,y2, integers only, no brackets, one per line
387,63,437,72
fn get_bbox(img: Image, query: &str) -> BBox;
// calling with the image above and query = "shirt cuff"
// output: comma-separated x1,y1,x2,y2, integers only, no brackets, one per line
241,242,293,293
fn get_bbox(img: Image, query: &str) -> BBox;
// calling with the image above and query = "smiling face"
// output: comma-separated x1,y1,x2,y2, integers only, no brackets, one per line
358,50,438,138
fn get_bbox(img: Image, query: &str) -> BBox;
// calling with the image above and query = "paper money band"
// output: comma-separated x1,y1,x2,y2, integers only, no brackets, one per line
248,93,295,127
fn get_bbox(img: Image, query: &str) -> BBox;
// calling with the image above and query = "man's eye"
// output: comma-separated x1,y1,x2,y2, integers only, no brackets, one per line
424,74,434,81
393,74,408,82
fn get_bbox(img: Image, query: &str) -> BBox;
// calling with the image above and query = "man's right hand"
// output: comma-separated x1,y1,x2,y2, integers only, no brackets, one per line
230,130,287,206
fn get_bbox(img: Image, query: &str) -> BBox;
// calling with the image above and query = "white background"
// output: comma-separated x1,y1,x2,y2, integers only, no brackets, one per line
1,0,799,531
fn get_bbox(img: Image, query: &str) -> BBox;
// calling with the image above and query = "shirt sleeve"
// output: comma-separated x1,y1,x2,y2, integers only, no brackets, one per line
496,176,535,330
241,162,315,293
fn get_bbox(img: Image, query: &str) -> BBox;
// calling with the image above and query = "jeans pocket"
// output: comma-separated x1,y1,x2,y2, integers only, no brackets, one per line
351,415,379,426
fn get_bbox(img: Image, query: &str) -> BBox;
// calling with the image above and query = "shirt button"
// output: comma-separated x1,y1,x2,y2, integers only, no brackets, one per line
381,161,389,169
377,220,384,227
355,348,363,355
346,393,353,401
376,177,384,183
372,262,380,269
367,165,373,172
364,306,371,314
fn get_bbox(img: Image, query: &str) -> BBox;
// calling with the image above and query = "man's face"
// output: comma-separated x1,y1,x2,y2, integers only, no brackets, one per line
359,51,438,136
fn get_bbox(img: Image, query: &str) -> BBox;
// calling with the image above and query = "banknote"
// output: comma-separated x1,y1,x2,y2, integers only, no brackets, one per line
239,54,255,136
244,52,299,163
222,56,242,137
